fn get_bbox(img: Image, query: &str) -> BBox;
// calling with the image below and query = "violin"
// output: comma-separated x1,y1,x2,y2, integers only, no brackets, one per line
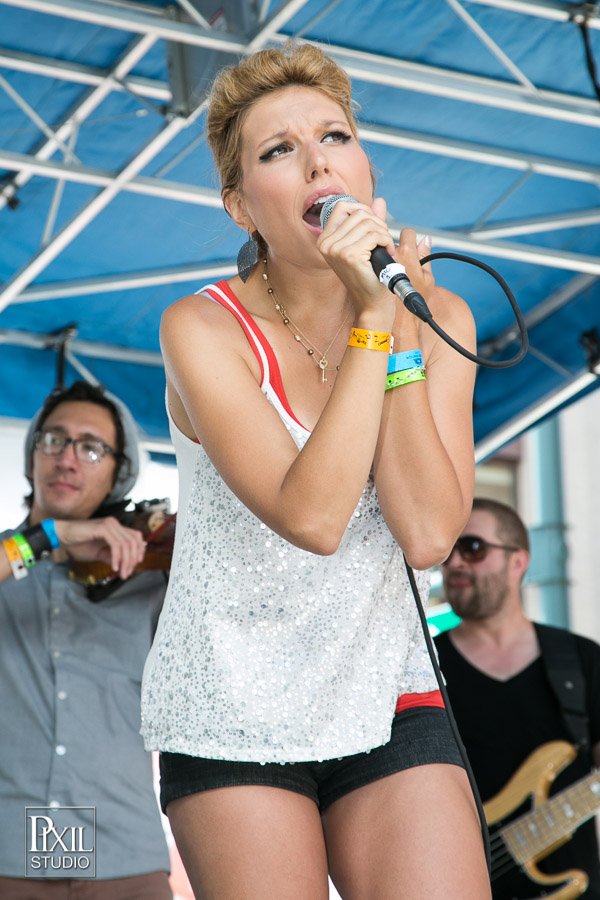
69,498,176,601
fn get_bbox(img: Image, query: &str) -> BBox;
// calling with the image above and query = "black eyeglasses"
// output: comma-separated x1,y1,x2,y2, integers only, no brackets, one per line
442,535,519,565
34,429,116,465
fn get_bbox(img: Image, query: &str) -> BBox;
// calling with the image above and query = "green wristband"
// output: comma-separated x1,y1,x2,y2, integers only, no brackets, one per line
385,367,426,391
12,533,36,568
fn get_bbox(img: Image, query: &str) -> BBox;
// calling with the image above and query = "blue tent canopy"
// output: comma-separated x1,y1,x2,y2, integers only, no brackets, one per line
0,0,599,459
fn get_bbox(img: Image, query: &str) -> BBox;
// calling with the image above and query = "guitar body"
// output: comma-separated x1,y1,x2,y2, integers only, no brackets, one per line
484,741,591,900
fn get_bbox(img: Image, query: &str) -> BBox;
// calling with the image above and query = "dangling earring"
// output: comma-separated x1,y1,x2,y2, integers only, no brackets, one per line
237,230,258,283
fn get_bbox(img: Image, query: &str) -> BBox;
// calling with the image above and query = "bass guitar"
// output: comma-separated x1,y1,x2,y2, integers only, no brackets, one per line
485,740,600,899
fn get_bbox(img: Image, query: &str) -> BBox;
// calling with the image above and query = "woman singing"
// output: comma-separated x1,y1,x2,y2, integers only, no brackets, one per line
141,41,490,900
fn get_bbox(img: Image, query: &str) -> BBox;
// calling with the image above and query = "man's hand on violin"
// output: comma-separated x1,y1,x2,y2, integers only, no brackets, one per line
55,517,146,580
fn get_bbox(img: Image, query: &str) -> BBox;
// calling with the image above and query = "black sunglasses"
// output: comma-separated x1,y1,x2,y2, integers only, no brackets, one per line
442,535,519,565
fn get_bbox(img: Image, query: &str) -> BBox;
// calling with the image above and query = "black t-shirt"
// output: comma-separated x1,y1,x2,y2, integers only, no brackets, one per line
435,627,600,900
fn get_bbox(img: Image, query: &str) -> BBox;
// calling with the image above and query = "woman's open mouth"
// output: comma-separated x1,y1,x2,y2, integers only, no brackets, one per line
302,193,342,230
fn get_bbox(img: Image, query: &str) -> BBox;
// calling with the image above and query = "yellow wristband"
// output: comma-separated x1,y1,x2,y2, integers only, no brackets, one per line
3,537,21,563
347,328,392,352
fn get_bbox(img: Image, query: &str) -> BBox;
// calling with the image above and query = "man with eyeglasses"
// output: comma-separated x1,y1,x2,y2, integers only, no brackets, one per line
435,497,600,900
0,381,172,899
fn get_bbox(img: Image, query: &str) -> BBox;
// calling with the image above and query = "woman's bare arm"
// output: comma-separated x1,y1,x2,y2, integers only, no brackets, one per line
162,289,395,556
373,230,476,568
164,206,475,562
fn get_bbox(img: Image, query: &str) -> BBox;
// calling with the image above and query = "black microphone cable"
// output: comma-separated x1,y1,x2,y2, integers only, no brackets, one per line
403,556,492,877
319,195,529,368
416,251,529,369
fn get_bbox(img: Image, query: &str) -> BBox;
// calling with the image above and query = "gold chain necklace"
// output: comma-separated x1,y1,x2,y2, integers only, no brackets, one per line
262,259,350,382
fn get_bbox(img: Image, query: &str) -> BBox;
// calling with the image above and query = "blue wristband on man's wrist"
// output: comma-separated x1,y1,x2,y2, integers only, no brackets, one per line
41,519,60,550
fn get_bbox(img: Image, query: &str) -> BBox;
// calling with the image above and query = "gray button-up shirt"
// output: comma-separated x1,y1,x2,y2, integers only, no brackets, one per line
0,526,170,879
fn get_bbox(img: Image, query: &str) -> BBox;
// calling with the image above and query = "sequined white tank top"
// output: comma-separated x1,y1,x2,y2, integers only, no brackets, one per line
141,281,438,763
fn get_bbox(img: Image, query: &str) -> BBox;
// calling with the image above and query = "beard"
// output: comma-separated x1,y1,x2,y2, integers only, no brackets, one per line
445,562,510,621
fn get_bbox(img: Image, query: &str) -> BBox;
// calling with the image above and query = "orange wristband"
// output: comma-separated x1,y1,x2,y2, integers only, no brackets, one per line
2,537,28,580
347,328,392,352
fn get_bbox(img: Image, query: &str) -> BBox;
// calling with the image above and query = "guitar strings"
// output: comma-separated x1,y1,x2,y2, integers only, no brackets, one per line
487,834,520,881
490,856,521,881
484,771,600,882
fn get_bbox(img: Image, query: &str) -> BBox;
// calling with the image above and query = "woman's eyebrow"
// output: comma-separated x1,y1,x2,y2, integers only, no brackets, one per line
256,130,289,152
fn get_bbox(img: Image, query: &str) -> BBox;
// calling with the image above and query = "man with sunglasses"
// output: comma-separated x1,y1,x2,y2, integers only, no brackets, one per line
0,381,172,899
435,497,600,900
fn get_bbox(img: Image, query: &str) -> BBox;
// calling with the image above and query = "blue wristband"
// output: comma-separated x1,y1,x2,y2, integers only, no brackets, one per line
41,519,60,550
387,349,423,375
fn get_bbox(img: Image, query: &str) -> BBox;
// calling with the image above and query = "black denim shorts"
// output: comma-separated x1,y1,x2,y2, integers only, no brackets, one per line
159,705,463,814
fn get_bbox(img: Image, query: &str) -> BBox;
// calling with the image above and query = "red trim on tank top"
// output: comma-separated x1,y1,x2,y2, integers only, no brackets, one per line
395,690,444,713
206,281,308,433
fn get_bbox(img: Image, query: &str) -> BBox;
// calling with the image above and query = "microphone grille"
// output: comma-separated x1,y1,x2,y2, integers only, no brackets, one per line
320,194,357,229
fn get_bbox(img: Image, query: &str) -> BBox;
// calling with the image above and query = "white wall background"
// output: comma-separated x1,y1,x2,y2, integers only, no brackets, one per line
560,389,600,643
517,390,600,644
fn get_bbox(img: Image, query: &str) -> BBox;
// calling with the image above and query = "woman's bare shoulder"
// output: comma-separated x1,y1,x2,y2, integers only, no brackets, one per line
162,288,236,330
160,285,263,395
160,286,251,354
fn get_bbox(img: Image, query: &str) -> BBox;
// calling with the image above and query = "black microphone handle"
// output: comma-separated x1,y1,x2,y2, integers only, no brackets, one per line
369,244,395,278
371,248,432,322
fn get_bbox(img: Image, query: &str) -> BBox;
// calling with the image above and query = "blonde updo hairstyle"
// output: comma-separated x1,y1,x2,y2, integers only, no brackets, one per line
206,42,367,249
